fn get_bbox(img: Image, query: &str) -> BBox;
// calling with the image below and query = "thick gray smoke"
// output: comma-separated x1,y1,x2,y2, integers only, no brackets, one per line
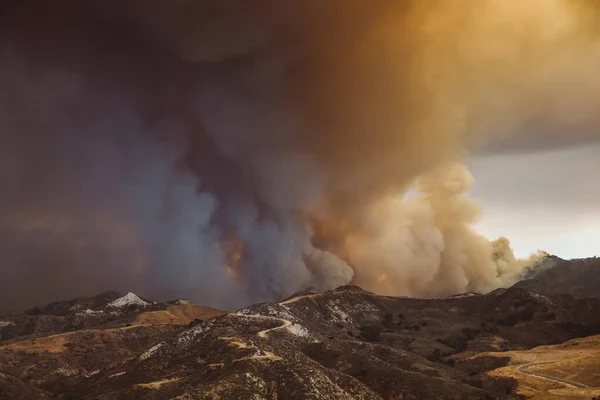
0,1,598,311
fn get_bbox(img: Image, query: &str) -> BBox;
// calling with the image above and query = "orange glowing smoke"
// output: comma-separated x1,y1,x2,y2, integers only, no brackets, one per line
304,211,352,261
219,229,245,282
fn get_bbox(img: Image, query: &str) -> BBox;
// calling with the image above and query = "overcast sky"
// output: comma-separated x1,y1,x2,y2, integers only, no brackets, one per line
470,143,600,259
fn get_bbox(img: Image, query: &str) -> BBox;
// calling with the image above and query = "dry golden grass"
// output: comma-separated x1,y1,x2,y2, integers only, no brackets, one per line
133,304,227,325
218,336,251,349
0,325,157,355
483,334,600,399
2,334,70,354
0,304,225,356
134,377,181,389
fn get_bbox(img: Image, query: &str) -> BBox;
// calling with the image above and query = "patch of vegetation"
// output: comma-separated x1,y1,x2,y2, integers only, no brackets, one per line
480,322,499,334
396,322,421,331
436,328,480,352
426,348,441,362
303,343,341,368
360,323,382,341
481,376,519,395
347,357,368,378
382,312,394,329
557,321,600,336
186,357,205,369
514,298,535,308
497,314,518,327
471,379,484,390
441,357,455,367
223,354,235,366
461,328,480,339
498,308,534,326
521,309,534,321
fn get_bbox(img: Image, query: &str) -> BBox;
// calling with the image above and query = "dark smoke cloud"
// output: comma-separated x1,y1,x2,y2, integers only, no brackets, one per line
0,1,598,312
0,0,363,311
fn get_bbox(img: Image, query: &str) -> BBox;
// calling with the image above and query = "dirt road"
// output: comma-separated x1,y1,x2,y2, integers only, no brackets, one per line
516,362,588,389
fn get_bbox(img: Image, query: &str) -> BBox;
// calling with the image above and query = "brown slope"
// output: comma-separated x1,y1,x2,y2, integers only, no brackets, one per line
5,285,600,399
481,334,600,399
0,324,184,396
133,304,228,326
513,256,600,298
57,287,519,399
0,292,226,343
0,372,51,400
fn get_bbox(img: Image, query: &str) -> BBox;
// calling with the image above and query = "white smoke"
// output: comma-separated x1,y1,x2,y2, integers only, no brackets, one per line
346,163,541,297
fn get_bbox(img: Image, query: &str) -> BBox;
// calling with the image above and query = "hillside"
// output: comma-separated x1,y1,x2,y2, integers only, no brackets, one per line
472,334,600,399
513,256,600,298
2,257,600,399
0,291,228,343
2,278,600,399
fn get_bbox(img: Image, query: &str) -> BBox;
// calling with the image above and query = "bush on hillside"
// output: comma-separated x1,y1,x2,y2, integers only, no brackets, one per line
360,323,382,341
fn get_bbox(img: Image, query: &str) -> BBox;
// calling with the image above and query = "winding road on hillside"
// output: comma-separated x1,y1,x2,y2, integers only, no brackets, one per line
516,362,588,389
278,293,319,306
218,293,318,363
236,293,318,339
255,316,293,338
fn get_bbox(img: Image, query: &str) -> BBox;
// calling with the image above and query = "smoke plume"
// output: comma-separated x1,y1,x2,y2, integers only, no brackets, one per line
345,163,547,297
0,0,598,311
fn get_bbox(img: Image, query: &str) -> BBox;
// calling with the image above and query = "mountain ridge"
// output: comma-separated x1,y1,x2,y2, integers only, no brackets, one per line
2,256,600,399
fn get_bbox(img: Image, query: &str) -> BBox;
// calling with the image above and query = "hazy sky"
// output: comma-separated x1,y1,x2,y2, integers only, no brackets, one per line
470,143,600,259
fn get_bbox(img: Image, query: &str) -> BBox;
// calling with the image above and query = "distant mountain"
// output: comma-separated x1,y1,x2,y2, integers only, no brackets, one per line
2,285,600,399
106,292,151,308
0,291,226,343
23,290,122,317
512,256,600,298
